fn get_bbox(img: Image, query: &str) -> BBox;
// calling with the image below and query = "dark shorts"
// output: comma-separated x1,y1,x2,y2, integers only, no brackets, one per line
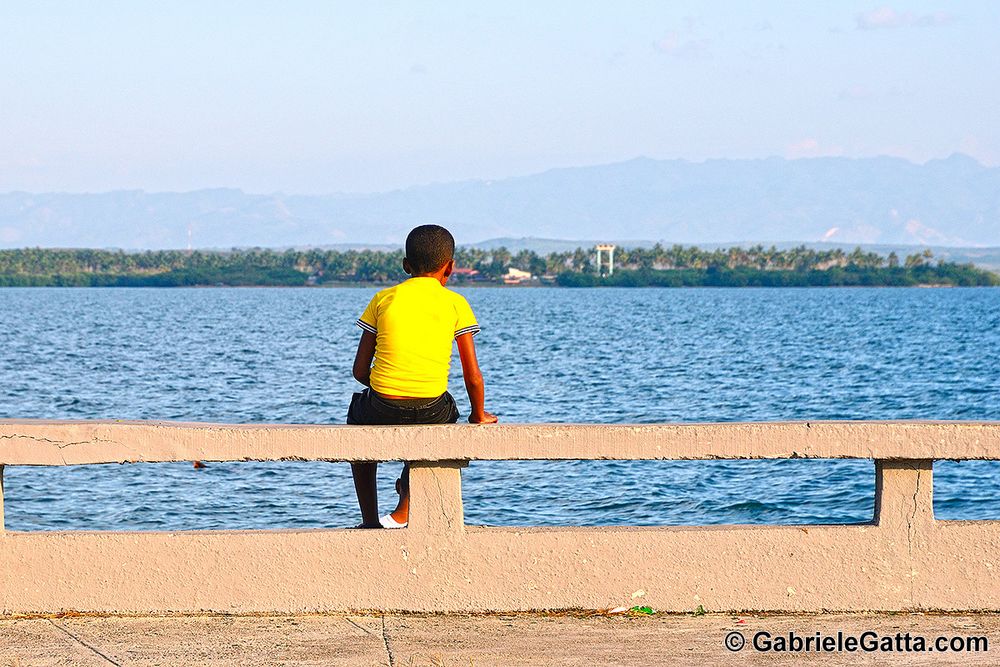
347,388,460,426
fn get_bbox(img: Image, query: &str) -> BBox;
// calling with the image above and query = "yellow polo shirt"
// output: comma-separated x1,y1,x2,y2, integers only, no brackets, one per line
356,277,480,398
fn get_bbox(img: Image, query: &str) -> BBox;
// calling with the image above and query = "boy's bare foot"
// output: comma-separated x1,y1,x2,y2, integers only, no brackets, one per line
469,410,498,424
351,522,383,529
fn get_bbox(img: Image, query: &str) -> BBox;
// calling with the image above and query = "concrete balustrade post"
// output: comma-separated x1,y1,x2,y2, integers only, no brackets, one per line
406,460,467,536
0,464,4,531
873,459,934,531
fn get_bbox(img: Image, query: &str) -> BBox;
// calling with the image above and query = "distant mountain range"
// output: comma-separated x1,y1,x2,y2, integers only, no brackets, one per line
1,154,998,250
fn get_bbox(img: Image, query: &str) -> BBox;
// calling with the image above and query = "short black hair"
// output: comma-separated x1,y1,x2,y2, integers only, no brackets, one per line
405,224,455,274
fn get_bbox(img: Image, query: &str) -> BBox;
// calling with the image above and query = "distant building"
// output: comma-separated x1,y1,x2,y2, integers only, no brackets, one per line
452,267,481,280
502,267,532,284
452,267,486,283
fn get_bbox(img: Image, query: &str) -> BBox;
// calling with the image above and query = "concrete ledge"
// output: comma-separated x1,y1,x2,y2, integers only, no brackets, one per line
1,420,999,614
1,420,999,465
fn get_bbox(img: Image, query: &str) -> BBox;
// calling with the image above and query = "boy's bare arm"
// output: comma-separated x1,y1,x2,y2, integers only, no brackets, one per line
456,333,497,424
352,331,376,387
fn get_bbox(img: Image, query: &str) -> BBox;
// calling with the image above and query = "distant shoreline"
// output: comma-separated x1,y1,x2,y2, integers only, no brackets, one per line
2,274,996,288
1,246,997,288
0,282,994,290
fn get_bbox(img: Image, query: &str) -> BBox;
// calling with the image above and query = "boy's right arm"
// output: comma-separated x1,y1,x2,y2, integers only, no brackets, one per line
456,333,497,424
352,331,376,387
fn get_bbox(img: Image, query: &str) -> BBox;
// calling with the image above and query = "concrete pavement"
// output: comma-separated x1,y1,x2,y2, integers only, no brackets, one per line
2,612,999,666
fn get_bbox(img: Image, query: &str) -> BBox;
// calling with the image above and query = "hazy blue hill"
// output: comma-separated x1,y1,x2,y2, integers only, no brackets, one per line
1,154,999,249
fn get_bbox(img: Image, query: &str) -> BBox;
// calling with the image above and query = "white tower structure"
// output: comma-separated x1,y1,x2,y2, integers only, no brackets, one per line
595,244,616,276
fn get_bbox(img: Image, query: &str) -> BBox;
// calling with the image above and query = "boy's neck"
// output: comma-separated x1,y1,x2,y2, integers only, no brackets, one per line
410,270,450,286
403,257,454,285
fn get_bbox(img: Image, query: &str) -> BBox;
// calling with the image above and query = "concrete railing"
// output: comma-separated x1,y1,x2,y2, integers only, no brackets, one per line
1,419,998,614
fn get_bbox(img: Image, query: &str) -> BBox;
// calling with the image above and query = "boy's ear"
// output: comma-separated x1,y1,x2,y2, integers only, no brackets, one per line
443,259,454,277
402,258,412,275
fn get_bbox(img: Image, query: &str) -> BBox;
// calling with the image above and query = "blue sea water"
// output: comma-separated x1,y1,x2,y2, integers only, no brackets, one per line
0,286,997,530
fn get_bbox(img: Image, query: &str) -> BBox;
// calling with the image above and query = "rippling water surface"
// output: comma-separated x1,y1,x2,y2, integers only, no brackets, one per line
0,287,998,530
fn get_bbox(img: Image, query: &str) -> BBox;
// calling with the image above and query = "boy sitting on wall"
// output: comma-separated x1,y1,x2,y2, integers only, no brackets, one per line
348,224,497,528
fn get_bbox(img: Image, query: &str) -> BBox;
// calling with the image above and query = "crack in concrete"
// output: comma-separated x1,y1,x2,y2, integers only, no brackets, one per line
345,616,379,639
47,619,122,666
0,434,62,444
0,434,114,449
907,467,922,608
907,467,921,560
0,433,143,463
432,470,455,532
380,615,396,667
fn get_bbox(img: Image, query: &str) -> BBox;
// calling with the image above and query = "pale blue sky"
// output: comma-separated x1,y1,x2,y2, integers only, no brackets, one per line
1,1,997,193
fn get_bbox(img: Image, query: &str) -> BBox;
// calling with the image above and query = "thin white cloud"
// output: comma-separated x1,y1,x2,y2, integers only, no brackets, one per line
787,138,845,159
0,227,21,244
904,218,952,244
838,84,911,101
914,11,955,27
958,135,999,167
653,17,710,59
856,7,954,30
838,85,872,101
788,138,820,156
653,31,711,58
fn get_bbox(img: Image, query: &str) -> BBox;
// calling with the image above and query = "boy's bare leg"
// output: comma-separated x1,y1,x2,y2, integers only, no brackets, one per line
389,463,410,524
351,462,381,527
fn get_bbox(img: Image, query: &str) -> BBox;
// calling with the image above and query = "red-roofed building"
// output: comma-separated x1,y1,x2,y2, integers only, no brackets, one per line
452,267,480,278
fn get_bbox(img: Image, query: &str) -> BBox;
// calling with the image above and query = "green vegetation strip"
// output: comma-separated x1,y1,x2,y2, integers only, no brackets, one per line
0,245,995,287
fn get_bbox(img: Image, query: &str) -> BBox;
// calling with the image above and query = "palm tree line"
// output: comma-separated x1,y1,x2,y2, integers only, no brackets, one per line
0,244,988,286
